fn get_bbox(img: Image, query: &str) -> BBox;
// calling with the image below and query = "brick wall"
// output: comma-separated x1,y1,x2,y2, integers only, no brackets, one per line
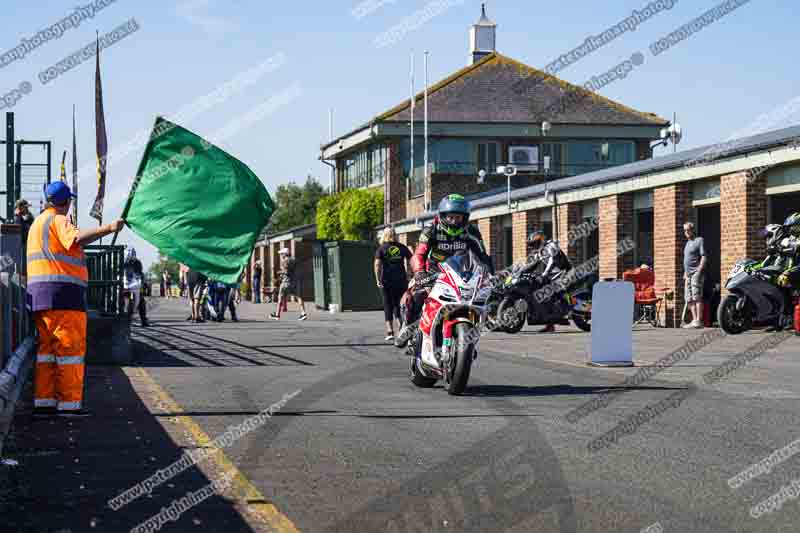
511,209,541,265
598,194,635,279
556,204,581,265
653,183,691,327
719,170,767,291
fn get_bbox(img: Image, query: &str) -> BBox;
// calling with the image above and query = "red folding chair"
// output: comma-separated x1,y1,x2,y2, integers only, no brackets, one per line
622,267,668,328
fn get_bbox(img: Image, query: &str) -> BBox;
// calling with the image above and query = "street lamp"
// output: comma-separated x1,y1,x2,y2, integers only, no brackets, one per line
497,165,518,210
477,169,486,184
541,121,551,136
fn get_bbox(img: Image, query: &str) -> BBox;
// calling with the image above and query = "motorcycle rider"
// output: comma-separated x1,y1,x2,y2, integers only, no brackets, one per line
524,231,572,333
394,194,493,348
765,212,800,332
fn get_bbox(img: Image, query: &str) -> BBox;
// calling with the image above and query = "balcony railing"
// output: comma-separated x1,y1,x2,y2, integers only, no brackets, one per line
423,160,630,178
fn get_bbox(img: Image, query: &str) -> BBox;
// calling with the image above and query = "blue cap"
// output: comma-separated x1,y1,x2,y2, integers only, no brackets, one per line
45,181,77,205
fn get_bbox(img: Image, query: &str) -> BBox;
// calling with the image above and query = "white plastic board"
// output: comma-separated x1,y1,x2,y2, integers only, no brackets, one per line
590,281,634,365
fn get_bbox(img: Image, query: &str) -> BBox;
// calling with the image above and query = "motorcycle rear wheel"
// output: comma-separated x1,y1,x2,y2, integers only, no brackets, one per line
447,323,475,395
718,293,751,334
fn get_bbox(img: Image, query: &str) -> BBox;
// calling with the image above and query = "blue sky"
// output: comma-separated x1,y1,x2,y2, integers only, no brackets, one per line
1,0,797,269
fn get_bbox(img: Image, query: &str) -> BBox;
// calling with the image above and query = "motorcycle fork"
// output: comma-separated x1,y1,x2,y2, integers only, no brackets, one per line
441,320,457,382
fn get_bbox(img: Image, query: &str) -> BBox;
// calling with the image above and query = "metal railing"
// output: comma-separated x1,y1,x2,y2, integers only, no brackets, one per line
85,245,126,316
0,271,30,370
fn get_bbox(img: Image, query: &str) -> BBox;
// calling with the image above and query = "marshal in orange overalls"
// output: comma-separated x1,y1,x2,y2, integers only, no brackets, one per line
26,208,88,412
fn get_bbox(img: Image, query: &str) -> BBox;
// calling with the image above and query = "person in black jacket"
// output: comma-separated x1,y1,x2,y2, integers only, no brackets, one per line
122,248,149,326
375,227,412,341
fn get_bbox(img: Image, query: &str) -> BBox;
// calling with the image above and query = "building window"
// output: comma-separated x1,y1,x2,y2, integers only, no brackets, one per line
540,207,553,240
477,141,500,174
634,209,654,268
339,143,389,191
502,215,513,270
565,140,635,176
633,190,654,268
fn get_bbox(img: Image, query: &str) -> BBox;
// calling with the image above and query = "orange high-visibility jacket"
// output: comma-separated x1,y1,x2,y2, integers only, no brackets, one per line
26,208,88,311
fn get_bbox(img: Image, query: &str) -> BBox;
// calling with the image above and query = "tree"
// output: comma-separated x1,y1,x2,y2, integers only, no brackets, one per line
266,175,326,234
316,188,384,241
148,253,180,282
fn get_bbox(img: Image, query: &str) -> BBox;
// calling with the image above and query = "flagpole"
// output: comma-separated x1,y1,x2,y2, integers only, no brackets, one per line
409,52,414,205
424,50,429,212
72,104,78,226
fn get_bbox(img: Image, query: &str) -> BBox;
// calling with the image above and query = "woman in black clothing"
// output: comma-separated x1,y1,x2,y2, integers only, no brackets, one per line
374,227,412,341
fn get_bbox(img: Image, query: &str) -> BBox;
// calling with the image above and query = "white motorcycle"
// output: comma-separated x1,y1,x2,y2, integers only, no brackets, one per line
408,251,493,395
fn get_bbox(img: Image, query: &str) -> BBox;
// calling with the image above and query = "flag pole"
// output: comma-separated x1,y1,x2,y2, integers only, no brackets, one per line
424,50,429,212
409,51,414,204
72,104,78,226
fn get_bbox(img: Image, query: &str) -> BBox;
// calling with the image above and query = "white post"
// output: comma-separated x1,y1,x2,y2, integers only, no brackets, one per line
409,52,415,203
328,108,334,193
424,51,429,211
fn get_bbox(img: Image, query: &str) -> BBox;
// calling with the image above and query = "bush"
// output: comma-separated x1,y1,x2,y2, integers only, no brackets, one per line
316,194,343,240
316,188,383,241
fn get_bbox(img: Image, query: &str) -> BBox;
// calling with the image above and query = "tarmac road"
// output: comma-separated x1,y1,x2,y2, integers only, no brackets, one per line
5,298,800,533
129,299,800,533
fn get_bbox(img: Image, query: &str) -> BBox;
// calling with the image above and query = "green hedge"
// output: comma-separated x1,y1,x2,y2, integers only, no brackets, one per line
316,188,384,241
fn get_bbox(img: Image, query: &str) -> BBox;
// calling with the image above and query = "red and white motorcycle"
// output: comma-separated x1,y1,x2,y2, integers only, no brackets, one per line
406,252,494,395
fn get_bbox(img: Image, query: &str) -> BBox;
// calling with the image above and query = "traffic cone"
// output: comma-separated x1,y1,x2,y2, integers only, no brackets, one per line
794,298,800,335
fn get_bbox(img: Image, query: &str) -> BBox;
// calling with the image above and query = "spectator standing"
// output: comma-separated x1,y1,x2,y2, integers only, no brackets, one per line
14,199,34,274
184,264,207,322
270,248,307,321
27,181,124,417
163,270,173,298
682,221,707,329
252,261,262,303
374,227,412,341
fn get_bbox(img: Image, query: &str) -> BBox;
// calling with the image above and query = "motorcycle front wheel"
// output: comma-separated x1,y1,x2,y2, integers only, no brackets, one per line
447,323,475,395
718,293,751,334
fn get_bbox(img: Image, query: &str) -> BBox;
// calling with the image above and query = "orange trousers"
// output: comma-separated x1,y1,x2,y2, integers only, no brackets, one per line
33,310,87,411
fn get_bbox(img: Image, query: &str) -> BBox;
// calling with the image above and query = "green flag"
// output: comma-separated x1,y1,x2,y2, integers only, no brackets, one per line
123,117,274,284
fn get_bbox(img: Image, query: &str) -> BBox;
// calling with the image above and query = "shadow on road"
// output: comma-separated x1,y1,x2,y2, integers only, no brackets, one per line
463,383,691,397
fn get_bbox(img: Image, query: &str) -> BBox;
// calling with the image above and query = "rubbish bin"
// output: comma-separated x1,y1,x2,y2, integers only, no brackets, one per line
324,240,383,311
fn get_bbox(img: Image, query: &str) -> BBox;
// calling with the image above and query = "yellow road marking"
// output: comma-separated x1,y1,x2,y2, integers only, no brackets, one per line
128,367,300,533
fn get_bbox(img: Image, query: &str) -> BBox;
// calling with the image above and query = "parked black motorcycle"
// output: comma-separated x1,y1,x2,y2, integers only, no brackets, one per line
487,268,592,333
718,223,797,334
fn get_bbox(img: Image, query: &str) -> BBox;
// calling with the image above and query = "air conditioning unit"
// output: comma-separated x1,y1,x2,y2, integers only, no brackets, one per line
508,146,539,171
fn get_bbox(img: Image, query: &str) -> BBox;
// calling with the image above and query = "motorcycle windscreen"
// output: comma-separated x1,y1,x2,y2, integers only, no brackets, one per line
443,252,483,282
